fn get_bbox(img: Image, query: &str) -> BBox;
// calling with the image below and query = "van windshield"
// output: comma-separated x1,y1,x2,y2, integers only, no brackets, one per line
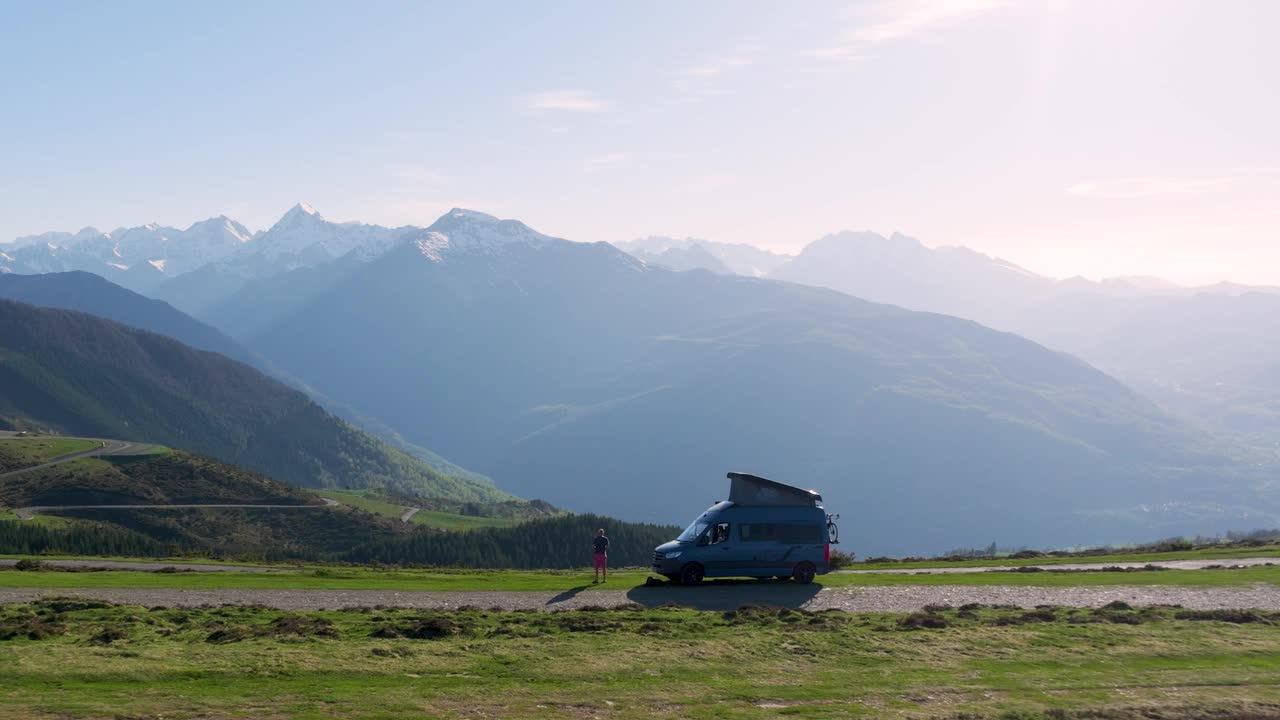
677,520,710,543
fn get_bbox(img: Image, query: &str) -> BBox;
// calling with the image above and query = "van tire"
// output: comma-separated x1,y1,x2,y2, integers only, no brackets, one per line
679,563,705,585
793,562,817,584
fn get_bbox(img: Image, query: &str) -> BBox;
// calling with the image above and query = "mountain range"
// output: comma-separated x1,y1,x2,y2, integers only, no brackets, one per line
7,207,1278,554
614,236,790,277
148,208,1273,554
755,230,1280,447
1,216,253,293
611,229,1280,452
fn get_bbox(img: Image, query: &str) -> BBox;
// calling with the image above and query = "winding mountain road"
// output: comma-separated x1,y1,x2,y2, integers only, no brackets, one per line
0,438,148,481
1,435,340,519
13,498,339,520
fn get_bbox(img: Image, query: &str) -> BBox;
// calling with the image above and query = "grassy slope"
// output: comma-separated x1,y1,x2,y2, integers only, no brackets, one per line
315,490,521,530
0,449,415,559
1,602,1278,719
0,451,314,508
0,438,98,473
2,563,1278,591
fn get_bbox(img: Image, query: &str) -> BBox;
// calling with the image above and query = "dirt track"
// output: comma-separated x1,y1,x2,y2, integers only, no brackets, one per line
2,583,1278,612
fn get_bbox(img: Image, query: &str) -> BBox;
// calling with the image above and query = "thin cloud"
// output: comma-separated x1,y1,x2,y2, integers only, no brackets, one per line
673,45,761,92
848,0,1010,43
1067,176,1239,200
807,46,864,61
392,167,451,187
812,0,1009,60
588,152,630,166
524,90,612,113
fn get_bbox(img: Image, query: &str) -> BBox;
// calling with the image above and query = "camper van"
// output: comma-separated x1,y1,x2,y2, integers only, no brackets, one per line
652,472,838,585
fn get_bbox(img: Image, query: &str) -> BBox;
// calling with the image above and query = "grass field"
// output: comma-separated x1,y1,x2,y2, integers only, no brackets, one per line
1,599,1277,719
314,489,522,530
859,544,1280,570
2,563,1278,591
0,438,99,474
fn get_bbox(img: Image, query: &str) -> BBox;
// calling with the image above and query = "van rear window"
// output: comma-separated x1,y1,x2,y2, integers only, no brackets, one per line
740,523,822,544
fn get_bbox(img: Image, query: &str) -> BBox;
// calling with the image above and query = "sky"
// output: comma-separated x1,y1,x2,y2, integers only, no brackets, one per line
1,0,1277,285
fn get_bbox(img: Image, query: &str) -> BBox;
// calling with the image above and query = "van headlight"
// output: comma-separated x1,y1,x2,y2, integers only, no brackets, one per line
663,551,682,559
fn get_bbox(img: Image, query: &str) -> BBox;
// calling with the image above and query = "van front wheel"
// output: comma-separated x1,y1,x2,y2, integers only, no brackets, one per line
793,562,816,585
679,563,705,586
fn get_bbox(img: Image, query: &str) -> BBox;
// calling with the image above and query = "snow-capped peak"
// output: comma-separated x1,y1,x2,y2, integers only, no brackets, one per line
268,202,326,232
292,202,321,218
425,208,559,252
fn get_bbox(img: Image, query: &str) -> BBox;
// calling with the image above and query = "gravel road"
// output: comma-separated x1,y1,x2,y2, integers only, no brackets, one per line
4,556,1272,575
2,583,1277,612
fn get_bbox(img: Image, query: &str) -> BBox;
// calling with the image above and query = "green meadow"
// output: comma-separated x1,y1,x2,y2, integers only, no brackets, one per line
2,599,1278,719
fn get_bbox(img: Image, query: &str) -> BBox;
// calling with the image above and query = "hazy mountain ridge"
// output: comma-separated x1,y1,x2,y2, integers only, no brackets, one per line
0,271,259,368
759,229,1280,446
0,299,512,504
0,270,498,485
199,209,1274,554
615,236,790,277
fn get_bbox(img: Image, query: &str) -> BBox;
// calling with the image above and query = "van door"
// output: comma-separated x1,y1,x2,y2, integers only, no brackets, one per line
701,521,752,575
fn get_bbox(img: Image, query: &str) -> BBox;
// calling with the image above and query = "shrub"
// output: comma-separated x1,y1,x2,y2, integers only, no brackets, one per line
33,598,111,613
90,626,129,645
372,617,459,639
1174,609,1271,624
827,549,857,570
205,626,252,644
0,615,66,641
898,612,949,630
267,615,337,638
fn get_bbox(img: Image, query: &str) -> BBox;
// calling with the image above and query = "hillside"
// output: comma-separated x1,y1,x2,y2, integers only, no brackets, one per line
0,444,671,565
1018,291,1280,445
0,271,259,367
0,444,409,559
0,300,511,504
206,209,1274,554
0,450,315,508
0,271,495,484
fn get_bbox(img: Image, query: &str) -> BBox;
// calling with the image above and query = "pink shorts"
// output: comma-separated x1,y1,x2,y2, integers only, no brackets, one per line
593,553,607,569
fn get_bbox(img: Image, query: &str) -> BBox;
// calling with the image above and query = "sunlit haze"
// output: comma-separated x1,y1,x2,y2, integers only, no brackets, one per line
2,0,1276,285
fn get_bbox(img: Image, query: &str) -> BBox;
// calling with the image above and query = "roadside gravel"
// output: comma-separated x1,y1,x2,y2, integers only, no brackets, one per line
2,583,1277,612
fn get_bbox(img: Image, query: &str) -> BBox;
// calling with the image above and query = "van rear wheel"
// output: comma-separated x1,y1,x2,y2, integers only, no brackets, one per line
793,562,817,585
679,563,705,586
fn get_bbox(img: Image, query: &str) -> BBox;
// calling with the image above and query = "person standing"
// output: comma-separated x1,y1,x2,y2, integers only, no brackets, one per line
592,528,610,583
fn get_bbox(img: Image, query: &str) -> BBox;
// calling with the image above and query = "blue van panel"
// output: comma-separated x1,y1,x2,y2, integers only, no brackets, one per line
653,501,831,579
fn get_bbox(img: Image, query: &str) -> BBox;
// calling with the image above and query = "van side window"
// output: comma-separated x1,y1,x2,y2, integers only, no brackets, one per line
709,522,730,545
741,524,822,544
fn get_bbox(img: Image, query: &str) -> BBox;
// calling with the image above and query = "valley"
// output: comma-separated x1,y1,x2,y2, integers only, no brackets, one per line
6,7,1278,718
